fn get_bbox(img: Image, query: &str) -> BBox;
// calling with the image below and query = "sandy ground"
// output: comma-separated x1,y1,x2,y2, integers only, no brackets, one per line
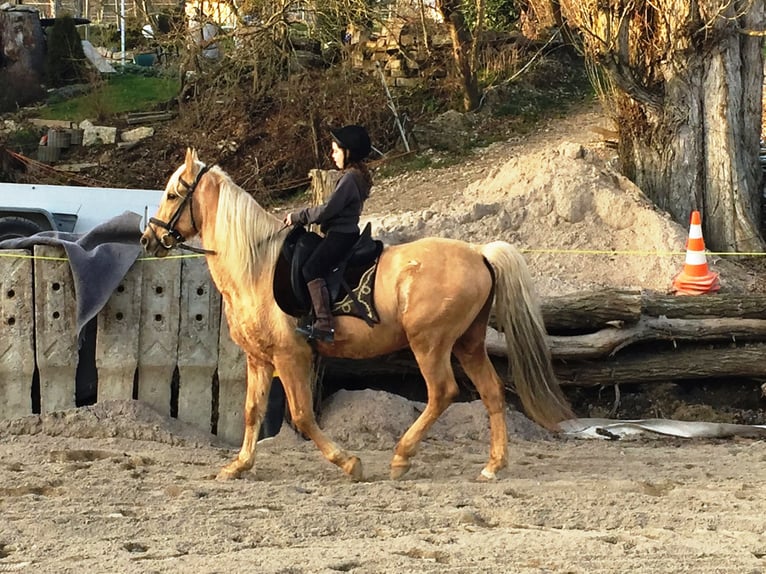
3,103,766,573
1,396,765,574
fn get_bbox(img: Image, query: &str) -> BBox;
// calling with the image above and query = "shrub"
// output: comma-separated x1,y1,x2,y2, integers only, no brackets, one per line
45,15,88,87
0,69,45,112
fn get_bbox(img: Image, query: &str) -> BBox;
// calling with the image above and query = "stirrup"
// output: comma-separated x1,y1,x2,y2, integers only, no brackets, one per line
295,324,334,343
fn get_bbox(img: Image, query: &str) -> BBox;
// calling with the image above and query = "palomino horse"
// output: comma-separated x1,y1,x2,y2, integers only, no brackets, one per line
141,148,573,481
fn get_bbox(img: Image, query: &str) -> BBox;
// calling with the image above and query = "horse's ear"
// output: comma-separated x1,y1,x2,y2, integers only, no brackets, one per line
184,147,199,171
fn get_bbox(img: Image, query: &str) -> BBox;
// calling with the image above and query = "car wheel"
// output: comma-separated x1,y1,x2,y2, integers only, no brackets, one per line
0,216,44,241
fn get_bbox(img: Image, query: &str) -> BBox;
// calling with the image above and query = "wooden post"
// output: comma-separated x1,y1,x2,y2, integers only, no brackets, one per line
309,168,342,205
307,169,342,234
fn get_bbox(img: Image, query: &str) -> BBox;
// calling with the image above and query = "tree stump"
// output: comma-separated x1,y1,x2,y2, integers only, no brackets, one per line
307,168,341,233
0,7,46,110
309,168,342,204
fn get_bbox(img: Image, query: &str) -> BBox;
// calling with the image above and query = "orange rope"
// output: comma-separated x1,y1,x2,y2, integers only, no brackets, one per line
5,148,114,188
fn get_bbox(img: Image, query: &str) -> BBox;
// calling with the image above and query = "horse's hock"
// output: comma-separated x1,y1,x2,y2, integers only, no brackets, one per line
0,246,248,445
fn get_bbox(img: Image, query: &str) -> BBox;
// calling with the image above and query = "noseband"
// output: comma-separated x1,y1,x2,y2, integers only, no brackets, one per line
149,164,216,255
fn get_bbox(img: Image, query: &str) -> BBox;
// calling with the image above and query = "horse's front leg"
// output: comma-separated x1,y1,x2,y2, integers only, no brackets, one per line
274,354,363,481
218,355,273,480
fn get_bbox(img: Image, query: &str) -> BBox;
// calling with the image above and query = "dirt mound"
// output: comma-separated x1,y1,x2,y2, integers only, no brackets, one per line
0,400,222,447
366,116,756,297
315,389,552,451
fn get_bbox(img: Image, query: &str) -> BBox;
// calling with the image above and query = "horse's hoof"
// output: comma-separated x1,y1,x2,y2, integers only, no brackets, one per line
390,462,411,480
344,456,364,481
476,468,497,482
216,466,241,481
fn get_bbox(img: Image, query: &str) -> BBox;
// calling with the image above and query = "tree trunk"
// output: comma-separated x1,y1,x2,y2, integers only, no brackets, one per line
560,0,765,253
434,0,480,111
519,0,563,40
0,9,46,111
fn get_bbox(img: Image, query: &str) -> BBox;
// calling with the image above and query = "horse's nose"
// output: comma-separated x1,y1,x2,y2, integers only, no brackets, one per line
140,234,149,248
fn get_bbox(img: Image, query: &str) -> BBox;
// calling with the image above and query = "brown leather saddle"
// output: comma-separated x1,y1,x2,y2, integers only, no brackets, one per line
273,222,384,325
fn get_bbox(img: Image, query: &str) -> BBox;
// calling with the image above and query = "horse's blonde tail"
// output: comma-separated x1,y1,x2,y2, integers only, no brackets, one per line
479,241,574,430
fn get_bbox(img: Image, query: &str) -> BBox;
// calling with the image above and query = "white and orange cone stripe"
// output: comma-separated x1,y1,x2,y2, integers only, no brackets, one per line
671,210,720,295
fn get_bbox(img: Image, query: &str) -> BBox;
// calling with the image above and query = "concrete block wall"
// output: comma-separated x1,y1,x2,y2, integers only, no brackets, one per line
0,247,246,444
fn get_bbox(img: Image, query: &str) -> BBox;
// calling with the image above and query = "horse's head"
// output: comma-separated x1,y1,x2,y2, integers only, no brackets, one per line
141,147,210,257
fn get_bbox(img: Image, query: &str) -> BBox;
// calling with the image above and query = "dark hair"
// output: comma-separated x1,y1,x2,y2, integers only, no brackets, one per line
347,161,373,188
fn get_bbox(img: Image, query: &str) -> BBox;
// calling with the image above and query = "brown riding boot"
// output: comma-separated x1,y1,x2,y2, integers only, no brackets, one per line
296,278,334,343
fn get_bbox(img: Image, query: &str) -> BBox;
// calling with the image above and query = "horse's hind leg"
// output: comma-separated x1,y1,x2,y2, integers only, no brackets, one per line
391,342,459,480
453,315,509,481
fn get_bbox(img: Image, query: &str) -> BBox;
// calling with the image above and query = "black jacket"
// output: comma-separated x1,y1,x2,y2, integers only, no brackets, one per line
290,169,371,234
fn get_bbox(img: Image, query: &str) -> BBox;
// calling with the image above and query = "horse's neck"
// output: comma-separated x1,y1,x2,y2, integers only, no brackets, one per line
206,245,279,312
200,188,282,301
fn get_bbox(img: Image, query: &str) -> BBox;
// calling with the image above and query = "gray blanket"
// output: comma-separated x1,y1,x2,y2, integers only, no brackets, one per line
0,211,144,335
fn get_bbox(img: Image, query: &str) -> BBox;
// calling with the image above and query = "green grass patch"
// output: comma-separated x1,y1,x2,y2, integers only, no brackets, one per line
38,72,179,122
374,153,434,179
373,150,469,180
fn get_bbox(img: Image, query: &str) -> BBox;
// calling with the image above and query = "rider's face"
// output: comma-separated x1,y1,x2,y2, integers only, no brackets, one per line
331,141,345,170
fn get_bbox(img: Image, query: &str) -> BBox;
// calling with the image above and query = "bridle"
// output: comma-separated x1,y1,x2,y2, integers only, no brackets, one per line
148,163,216,255
148,161,292,257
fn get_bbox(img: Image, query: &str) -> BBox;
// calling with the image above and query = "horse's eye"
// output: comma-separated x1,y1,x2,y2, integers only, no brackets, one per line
167,192,179,200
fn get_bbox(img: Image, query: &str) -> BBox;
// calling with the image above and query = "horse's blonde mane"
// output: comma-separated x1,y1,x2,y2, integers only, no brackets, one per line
209,165,282,288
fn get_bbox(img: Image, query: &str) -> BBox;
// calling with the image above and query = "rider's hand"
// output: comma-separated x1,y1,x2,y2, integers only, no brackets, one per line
283,214,292,226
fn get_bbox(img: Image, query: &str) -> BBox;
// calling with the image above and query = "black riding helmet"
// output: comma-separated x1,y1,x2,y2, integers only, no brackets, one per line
330,125,371,163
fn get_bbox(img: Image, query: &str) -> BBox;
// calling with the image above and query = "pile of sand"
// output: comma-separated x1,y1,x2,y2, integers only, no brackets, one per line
367,141,754,296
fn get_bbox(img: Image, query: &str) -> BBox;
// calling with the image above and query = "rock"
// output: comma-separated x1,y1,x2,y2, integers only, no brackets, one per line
412,109,475,151
120,126,154,143
79,120,117,145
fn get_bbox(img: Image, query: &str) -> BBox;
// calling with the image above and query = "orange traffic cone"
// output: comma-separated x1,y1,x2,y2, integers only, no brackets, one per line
671,210,720,295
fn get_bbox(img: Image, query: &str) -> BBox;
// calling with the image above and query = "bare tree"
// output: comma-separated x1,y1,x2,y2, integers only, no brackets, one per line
560,0,765,252
435,0,481,111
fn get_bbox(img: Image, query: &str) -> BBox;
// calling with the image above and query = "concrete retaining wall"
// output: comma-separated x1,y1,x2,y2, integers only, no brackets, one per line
0,248,248,444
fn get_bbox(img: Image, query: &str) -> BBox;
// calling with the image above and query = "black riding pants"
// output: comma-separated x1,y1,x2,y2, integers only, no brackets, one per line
302,230,360,282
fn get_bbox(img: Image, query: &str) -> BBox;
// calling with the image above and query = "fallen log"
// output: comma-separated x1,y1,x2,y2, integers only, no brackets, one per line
323,341,766,387
554,342,766,387
641,292,766,319
488,317,766,360
540,288,642,333
323,289,766,388
539,289,766,334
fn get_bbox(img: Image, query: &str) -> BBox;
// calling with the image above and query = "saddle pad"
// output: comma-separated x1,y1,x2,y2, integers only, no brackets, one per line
332,262,380,323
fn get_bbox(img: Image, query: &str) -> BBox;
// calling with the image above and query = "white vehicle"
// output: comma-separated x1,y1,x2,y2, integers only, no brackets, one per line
0,182,164,240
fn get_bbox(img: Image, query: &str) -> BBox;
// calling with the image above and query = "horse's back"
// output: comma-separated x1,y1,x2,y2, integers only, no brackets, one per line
378,236,492,278
381,236,485,260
